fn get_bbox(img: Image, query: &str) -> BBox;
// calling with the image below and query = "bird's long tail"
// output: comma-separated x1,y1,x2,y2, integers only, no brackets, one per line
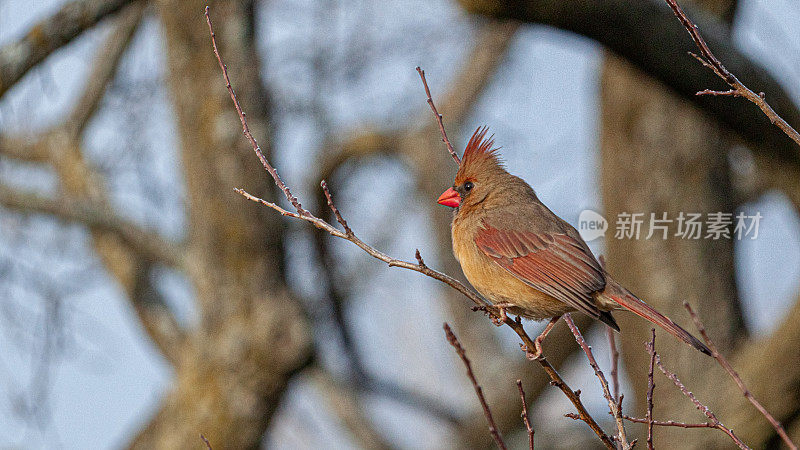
600,284,711,356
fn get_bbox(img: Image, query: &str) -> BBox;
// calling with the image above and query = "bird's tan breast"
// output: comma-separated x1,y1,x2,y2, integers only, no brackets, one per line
452,216,572,320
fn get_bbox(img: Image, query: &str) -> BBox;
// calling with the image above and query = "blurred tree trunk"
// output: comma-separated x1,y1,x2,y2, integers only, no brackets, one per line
130,0,313,448
599,0,744,445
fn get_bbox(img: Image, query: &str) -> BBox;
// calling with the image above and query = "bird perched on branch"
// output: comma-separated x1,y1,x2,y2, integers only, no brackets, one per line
437,126,710,357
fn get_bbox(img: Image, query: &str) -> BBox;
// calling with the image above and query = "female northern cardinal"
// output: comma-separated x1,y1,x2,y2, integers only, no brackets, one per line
437,127,710,356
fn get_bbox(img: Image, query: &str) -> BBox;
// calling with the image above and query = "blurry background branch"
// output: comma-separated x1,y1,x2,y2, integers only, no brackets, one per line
315,19,520,181
663,0,800,147
66,3,146,136
0,0,188,363
0,0,143,96
456,0,800,170
308,366,395,450
0,184,183,268
128,1,315,447
0,136,49,162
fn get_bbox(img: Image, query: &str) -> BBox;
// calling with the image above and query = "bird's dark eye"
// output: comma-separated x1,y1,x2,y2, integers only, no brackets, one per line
464,181,474,192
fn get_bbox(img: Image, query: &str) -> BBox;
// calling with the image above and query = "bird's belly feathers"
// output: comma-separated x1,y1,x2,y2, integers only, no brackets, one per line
453,234,573,320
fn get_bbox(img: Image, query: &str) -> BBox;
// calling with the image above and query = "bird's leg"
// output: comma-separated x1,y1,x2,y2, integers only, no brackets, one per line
490,302,513,326
523,315,561,360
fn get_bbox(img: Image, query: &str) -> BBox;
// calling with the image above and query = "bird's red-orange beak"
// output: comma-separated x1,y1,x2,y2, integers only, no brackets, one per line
437,187,460,208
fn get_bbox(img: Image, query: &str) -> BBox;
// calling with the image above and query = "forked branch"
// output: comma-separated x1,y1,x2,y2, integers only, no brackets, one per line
652,346,749,449
664,0,800,148
516,380,534,450
415,67,461,166
646,330,656,450
683,303,797,449
444,323,506,450
564,314,630,449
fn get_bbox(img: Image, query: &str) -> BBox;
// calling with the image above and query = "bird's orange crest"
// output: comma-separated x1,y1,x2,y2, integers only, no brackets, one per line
462,126,499,165
455,126,503,184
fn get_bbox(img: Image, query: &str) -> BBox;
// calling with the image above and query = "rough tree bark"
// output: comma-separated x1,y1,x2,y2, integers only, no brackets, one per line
130,1,313,447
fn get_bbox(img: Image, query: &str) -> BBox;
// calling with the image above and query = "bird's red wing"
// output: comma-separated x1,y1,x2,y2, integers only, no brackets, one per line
475,226,606,320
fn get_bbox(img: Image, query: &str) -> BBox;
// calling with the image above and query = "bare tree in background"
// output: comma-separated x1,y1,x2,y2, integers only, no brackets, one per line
1,0,800,448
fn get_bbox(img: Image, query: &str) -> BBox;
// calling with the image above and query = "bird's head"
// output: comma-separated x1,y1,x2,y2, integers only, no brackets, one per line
437,126,508,213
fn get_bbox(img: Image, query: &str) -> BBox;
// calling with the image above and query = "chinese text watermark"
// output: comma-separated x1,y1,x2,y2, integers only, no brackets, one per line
578,210,761,242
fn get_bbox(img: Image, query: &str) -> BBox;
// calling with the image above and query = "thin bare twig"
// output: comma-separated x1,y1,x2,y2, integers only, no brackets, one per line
516,380,534,450
623,415,715,429
235,187,492,309
696,89,738,97
564,314,630,450
653,349,749,449
414,249,425,266
320,180,351,235
683,303,797,450
646,330,656,450
444,323,506,450
606,326,620,402
664,0,800,148
0,184,184,268
206,12,612,447
600,258,622,410
415,67,461,166
205,7,305,214
200,434,212,450
573,412,720,431
580,411,730,434
531,345,614,449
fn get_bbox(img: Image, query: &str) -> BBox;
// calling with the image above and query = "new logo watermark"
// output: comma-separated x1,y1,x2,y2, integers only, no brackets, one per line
578,210,608,242
577,210,761,242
